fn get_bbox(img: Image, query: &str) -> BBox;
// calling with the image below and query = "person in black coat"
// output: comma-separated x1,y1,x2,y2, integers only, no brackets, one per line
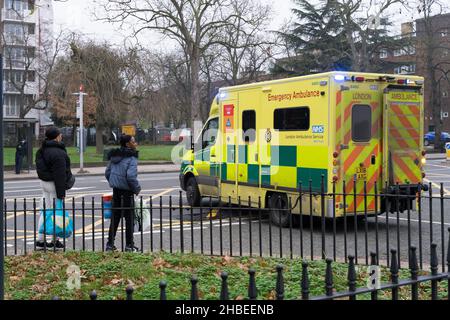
35,127,74,249
15,139,27,174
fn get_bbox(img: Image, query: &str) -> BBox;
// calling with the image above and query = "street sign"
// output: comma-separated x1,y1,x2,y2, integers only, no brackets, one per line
122,125,136,136
76,104,81,119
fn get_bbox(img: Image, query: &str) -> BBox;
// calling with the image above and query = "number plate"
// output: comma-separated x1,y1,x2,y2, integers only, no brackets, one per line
355,167,367,180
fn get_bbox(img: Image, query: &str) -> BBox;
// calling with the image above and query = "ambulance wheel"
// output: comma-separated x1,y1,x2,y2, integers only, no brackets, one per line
269,193,292,227
186,177,201,207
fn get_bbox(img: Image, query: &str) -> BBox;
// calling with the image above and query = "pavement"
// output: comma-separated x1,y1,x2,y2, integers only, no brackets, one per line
4,163,180,181
426,153,447,160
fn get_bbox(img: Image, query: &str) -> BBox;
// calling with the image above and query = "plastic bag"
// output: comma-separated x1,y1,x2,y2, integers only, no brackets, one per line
38,199,73,238
134,197,151,232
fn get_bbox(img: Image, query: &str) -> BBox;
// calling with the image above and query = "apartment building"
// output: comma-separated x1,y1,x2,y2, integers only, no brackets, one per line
380,14,450,133
1,0,54,146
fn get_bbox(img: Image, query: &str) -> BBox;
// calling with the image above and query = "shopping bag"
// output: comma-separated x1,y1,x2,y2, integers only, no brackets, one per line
102,194,113,219
38,199,73,238
134,198,151,232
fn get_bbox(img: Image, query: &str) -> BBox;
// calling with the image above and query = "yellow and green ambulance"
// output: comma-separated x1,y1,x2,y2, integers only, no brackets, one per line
179,71,427,226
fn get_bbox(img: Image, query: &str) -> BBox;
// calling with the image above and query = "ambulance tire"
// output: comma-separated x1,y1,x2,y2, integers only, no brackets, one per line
186,177,201,207
269,193,292,228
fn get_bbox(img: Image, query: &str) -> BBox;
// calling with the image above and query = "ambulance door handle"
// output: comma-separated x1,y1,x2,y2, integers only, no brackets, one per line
371,155,376,165
255,153,258,162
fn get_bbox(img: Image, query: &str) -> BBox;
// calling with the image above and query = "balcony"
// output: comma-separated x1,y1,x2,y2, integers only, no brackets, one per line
3,81,38,95
3,34,36,47
1,9,35,23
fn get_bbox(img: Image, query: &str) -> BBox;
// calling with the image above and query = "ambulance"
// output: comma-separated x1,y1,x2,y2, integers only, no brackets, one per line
179,71,427,226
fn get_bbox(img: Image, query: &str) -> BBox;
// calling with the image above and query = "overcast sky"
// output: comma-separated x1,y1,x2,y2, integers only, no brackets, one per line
53,0,295,47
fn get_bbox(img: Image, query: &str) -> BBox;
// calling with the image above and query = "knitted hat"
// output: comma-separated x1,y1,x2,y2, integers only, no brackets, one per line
120,134,133,147
45,127,61,140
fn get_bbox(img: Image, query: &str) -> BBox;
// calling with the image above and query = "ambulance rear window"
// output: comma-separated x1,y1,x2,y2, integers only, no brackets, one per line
352,104,372,142
274,107,310,131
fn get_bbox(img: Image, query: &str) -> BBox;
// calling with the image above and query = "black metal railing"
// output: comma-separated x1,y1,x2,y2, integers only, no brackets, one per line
51,243,449,300
3,179,450,271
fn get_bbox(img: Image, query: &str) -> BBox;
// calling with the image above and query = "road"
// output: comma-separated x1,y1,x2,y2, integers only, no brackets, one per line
3,159,450,270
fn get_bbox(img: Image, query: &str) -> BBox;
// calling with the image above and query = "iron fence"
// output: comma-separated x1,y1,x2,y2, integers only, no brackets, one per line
3,180,450,272
51,244,449,300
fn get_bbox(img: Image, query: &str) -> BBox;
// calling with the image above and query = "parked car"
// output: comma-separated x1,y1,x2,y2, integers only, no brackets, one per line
424,131,450,146
171,128,192,142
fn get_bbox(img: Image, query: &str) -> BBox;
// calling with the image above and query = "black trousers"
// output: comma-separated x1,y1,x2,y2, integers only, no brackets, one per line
15,154,23,174
107,189,135,247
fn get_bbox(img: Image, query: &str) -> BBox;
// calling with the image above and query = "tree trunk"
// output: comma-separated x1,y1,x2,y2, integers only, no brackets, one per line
95,126,104,154
431,76,443,151
190,51,202,127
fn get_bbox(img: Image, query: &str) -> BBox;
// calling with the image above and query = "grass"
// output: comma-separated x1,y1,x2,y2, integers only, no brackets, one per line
2,145,176,166
4,251,448,300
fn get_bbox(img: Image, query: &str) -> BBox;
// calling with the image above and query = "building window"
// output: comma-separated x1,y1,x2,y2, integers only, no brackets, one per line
406,46,416,55
380,49,388,59
393,49,403,57
394,64,416,74
4,95,22,117
352,105,372,142
7,0,29,11
441,29,448,37
28,24,35,35
242,110,256,143
443,92,449,98
274,107,310,131
27,70,35,82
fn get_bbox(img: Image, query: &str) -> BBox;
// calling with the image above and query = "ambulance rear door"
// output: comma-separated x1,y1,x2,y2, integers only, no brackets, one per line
337,81,383,214
382,85,423,187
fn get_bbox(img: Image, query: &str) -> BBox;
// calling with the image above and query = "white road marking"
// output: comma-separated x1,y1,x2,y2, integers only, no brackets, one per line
152,188,177,198
377,216,450,227
423,178,450,195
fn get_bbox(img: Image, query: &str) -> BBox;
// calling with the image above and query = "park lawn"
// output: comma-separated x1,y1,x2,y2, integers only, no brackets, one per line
4,251,448,300
2,145,175,166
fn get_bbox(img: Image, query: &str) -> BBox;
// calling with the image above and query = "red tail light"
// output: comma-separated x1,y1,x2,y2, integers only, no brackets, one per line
422,150,426,156
397,79,406,85
333,151,339,158
422,172,426,178
355,77,364,82
333,176,339,182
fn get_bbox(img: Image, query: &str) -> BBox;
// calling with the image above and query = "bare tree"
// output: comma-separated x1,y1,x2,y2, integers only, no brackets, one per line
126,49,191,128
94,0,240,126
205,0,275,85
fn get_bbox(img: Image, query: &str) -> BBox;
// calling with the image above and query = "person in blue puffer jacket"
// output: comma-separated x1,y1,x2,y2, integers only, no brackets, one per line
105,135,141,252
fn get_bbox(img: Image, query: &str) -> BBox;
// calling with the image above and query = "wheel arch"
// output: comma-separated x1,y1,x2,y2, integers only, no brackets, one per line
181,165,199,190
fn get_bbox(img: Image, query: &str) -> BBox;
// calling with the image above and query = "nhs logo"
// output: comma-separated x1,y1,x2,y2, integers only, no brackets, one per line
312,125,325,134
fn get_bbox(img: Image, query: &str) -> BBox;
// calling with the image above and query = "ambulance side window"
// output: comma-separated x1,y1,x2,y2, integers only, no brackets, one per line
274,107,310,131
242,110,256,143
202,117,219,149
352,104,372,142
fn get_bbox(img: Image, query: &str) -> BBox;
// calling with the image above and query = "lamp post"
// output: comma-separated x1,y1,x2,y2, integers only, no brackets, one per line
1,53,5,300
73,85,88,174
